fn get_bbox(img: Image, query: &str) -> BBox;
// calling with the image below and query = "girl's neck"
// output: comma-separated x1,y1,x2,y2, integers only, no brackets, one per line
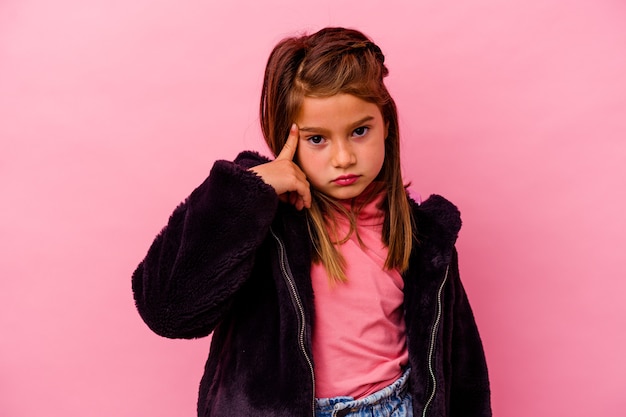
338,181,386,213
321,182,386,243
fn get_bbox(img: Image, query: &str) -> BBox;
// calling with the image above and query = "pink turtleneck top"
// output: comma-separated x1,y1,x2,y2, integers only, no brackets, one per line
311,190,409,399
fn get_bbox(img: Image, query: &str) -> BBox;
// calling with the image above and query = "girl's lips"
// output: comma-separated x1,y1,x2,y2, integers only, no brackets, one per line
333,175,359,186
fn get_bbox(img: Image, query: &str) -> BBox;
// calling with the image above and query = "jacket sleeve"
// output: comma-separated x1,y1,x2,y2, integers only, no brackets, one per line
131,153,279,339
416,195,491,416
446,250,492,416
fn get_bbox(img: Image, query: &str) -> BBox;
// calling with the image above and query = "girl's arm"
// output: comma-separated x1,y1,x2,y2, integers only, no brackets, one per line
132,153,279,339
415,195,491,415
447,250,492,416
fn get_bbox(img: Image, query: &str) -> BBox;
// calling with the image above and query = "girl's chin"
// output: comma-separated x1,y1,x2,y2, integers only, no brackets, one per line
316,184,369,201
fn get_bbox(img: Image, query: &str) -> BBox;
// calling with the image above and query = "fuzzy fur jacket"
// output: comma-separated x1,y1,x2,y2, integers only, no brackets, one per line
132,151,491,417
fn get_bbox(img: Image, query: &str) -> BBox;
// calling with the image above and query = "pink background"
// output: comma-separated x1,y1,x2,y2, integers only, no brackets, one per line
1,0,625,416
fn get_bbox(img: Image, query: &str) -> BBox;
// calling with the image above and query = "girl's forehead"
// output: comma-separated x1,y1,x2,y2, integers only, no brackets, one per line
296,94,382,123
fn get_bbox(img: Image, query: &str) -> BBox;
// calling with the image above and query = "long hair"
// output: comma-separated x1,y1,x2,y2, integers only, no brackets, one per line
260,27,413,283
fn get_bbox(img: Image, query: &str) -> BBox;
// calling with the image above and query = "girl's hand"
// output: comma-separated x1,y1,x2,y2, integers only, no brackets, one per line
249,124,312,210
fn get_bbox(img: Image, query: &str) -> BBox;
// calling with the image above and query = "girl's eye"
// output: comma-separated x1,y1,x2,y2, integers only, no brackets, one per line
307,135,325,145
353,126,369,137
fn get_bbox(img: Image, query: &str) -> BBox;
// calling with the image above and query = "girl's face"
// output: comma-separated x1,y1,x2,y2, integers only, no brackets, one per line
295,93,387,201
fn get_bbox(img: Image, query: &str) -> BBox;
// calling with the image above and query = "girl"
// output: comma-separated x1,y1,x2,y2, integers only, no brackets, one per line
132,27,491,417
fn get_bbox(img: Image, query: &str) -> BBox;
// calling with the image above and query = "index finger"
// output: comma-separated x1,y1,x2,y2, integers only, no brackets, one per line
276,123,299,161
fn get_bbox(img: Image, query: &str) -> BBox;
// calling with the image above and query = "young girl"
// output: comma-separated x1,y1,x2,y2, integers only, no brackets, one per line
132,27,491,417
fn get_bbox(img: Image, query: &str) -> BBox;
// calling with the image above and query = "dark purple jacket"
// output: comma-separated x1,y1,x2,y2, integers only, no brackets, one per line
132,151,491,417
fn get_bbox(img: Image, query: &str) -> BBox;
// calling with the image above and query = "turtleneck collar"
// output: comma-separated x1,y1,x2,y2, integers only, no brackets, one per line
337,182,386,227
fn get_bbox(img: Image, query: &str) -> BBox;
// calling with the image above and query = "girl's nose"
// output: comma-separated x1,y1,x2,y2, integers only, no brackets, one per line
331,141,356,168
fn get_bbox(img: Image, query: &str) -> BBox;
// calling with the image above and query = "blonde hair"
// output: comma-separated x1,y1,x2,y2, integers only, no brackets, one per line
260,27,414,283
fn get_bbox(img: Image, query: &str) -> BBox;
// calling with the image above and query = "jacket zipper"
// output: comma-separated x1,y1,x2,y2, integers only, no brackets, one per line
270,227,316,417
422,264,450,417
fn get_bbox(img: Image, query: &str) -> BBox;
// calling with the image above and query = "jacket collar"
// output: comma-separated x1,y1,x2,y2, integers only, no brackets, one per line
235,150,461,270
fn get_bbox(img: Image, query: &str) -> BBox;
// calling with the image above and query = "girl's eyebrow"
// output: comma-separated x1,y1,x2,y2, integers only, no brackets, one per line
298,116,375,133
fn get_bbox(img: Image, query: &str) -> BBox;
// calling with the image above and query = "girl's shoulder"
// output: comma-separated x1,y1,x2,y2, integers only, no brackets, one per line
409,194,462,254
233,150,271,169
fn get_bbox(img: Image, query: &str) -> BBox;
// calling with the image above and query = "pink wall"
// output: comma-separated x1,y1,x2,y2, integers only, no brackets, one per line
1,0,625,416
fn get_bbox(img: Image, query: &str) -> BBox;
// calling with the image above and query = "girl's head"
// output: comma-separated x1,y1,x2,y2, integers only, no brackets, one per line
260,27,412,281
260,27,400,193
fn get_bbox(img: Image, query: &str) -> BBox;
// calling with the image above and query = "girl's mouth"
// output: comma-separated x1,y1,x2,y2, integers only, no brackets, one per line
333,175,359,186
